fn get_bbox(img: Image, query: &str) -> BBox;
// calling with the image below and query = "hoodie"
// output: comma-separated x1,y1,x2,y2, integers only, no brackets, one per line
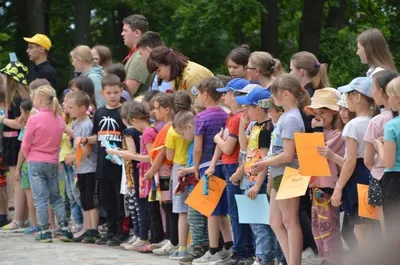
82,65,104,107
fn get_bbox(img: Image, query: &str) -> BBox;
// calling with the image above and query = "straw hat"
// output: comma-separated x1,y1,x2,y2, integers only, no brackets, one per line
304,88,341,115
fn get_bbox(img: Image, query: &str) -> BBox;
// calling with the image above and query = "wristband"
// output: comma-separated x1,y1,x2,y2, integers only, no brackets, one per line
83,137,88,144
0,117,5,124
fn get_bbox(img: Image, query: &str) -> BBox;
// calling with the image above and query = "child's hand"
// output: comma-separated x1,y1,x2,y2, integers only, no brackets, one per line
144,171,154,180
373,138,384,150
251,160,266,175
75,137,86,146
65,154,75,166
106,148,119,156
214,128,224,143
317,146,333,159
194,167,200,180
229,171,242,186
178,168,187,178
239,112,249,129
311,117,324,128
247,184,260,200
205,166,215,177
331,187,343,207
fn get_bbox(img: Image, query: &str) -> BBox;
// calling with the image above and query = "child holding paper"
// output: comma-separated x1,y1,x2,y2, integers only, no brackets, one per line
77,74,127,246
252,74,309,265
333,77,379,250
191,77,231,265
231,86,279,265
65,90,99,243
304,88,345,265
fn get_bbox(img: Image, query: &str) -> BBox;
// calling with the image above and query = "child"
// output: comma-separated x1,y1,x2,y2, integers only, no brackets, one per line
207,78,255,264
374,76,400,235
110,101,162,252
226,45,251,79
14,99,40,235
174,110,208,262
166,91,192,260
144,93,177,255
252,74,308,265
20,85,72,242
333,77,379,250
0,61,30,230
65,90,99,243
191,77,231,265
0,85,8,227
231,86,278,265
304,88,346,265
69,76,97,119
77,74,127,246
364,70,399,233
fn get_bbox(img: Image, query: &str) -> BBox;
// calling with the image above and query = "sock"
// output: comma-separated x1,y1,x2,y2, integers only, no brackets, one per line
210,247,219,255
178,246,187,252
224,241,233,250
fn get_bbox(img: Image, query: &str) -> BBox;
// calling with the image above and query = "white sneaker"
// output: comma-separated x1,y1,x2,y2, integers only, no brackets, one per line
192,250,223,265
120,235,138,248
301,248,321,265
152,240,177,255
218,247,233,260
149,239,169,250
124,237,142,250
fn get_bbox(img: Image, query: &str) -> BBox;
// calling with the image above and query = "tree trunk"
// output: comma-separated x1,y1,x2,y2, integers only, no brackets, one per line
260,0,279,57
73,0,92,45
299,0,326,55
326,0,348,29
25,0,46,35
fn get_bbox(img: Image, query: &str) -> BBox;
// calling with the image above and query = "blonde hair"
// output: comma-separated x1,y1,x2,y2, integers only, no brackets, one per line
291,51,330,90
271,74,311,110
5,75,30,107
70,45,93,65
387,76,400,97
35,85,61,116
249,51,284,78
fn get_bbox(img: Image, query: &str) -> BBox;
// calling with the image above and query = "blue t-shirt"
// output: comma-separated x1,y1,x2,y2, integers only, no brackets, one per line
384,116,400,172
187,142,194,167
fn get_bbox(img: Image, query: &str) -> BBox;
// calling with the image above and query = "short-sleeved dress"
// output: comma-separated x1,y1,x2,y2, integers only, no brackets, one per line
3,96,23,166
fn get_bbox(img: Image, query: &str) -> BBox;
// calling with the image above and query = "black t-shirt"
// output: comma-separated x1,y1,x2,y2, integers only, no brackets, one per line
257,120,274,149
4,96,22,133
27,61,57,89
92,106,126,179
304,82,315,98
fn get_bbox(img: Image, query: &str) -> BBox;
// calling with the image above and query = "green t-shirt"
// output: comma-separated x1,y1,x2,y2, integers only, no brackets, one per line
124,50,153,96
384,116,400,172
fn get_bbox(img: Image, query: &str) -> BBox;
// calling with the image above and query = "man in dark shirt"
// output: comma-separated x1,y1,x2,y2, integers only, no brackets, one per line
23,34,57,90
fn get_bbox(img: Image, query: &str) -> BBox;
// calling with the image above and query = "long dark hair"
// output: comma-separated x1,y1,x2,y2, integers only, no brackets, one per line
147,46,188,81
69,76,96,108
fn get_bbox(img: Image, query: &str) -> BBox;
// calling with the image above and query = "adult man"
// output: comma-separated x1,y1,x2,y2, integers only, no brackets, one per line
121,14,153,96
136,31,172,93
23,34,57,90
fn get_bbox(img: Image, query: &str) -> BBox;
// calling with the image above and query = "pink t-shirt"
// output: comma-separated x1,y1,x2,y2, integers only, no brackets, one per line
364,110,393,180
21,109,64,164
139,127,158,198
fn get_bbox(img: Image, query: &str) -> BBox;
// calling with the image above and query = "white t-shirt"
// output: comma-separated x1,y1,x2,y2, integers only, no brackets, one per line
366,67,385,78
342,116,372,158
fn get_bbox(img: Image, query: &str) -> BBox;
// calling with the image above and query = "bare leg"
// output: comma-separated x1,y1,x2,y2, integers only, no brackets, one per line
25,189,37,226
178,213,189,247
208,216,220,248
354,224,373,250
89,208,99,229
0,186,7,215
377,206,385,234
219,215,233,243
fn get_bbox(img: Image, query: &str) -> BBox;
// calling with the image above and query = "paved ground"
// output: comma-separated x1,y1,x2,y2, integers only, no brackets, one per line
0,231,177,265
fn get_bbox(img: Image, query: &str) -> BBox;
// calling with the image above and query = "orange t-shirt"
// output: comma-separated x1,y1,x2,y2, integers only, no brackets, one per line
221,111,243,164
149,123,173,166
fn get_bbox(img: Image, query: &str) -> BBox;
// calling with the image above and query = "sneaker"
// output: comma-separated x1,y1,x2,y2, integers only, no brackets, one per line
107,234,124,246
1,220,29,231
193,251,224,265
96,234,113,245
70,223,83,234
216,254,254,265
98,223,108,234
124,239,148,250
136,242,153,253
82,229,100,244
24,226,40,235
60,229,73,242
189,245,207,259
169,250,194,261
301,248,321,265
149,239,169,251
120,235,138,248
153,240,177,255
35,231,53,243
219,247,233,260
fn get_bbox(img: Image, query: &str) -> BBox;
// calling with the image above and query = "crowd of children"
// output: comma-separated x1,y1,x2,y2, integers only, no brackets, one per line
1,26,400,265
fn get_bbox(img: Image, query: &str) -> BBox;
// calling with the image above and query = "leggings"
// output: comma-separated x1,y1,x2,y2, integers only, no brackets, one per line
162,202,179,246
148,201,164,243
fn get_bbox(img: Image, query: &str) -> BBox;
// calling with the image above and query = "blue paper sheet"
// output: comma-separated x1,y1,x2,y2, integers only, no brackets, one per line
235,194,270,225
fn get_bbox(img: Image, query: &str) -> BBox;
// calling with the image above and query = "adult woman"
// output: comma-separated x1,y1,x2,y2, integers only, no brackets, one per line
70,45,104,107
290,51,330,97
225,45,251,79
147,46,213,99
246,51,284,89
357,28,396,78
91,45,112,69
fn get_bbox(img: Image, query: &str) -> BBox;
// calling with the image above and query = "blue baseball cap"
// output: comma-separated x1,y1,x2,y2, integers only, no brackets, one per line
235,86,271,107
338,77,373,98
217,78,250,93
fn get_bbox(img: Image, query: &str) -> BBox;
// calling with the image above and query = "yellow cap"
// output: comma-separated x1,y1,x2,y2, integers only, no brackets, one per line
23,34,52,50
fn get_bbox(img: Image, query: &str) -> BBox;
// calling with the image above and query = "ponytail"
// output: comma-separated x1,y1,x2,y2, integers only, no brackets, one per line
35,85,60,117
312,63,330,90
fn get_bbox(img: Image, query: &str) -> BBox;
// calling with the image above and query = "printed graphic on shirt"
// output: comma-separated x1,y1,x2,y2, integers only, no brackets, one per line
245,126,262,182
98,116,123,144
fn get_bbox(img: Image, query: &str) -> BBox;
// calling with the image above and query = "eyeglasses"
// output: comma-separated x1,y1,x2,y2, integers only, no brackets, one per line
245,66,257,70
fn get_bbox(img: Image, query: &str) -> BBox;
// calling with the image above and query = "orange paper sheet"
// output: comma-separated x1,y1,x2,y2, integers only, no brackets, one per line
276,167,311,200
185,175,227,217
75,145,83,168
357,184,379,220
294,132,331,176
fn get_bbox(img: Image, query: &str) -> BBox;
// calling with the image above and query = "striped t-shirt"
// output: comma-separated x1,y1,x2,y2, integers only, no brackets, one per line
195,107,228,168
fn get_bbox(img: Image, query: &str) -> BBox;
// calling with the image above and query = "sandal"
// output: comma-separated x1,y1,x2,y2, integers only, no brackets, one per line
1,220,29,230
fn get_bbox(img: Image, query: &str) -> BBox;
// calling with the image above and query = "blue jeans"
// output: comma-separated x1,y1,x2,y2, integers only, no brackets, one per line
62,162,83,225
223,164,254,258
29,162,68,231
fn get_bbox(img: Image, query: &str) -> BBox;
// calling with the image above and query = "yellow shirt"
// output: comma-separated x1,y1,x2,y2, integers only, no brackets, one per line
59,122,73,163
165,127,191,165
172,61,213,98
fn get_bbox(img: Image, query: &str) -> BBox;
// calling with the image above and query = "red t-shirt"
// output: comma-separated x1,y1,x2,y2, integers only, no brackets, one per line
221,110,243,164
